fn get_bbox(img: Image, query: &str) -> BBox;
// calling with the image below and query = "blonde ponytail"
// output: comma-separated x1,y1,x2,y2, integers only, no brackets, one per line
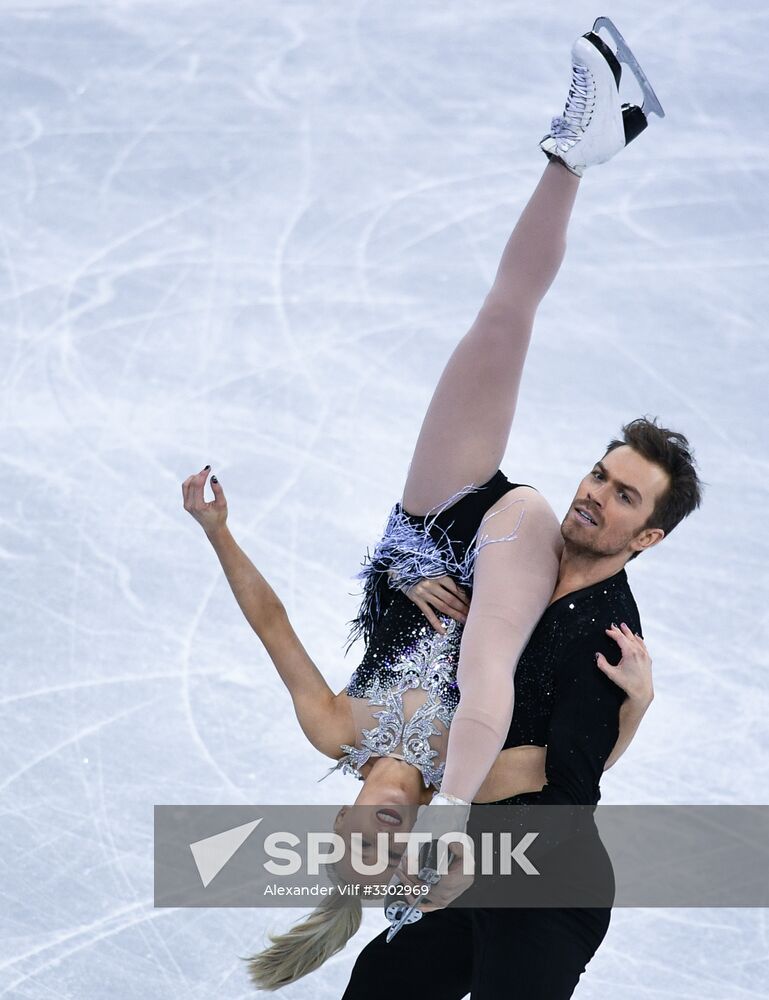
243,888,363,991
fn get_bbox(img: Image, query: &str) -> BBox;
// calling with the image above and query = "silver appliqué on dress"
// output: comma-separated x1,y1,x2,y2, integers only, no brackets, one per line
320,618,463,790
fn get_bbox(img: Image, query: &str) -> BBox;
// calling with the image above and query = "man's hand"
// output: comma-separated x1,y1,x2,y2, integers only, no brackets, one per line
182,466,228,537
596,623,654,707
396,573,470,634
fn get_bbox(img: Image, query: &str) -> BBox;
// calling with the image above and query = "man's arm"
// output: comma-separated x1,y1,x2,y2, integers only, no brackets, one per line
603,696,652,770
599,624,654,770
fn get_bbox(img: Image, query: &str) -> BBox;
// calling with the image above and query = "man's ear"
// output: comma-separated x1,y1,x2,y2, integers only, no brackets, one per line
631,526,665,556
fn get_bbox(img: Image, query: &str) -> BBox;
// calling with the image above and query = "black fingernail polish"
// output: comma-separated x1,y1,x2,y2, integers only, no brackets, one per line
204,465,210,470
211,476,218,483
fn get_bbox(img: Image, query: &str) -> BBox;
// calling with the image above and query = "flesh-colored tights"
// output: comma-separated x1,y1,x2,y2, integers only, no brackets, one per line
400,161,580,803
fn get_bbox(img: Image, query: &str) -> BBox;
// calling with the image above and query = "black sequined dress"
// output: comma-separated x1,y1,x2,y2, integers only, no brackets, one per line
320,469,526,790
497,567,641,806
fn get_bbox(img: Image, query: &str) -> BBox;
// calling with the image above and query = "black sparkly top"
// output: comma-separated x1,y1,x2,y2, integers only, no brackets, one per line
346,469,523,692
498,567,641,806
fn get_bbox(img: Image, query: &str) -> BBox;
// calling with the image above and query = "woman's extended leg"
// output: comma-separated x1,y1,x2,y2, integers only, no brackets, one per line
401,160,580,515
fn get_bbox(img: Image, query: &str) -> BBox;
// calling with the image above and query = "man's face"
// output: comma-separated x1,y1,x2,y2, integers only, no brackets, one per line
561,445,670,559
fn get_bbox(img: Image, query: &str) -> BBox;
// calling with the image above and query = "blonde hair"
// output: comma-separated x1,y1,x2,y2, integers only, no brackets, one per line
243,886,363,991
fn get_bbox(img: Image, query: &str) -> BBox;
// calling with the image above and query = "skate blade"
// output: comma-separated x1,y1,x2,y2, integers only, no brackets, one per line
592,16,665,119
385,900,422,942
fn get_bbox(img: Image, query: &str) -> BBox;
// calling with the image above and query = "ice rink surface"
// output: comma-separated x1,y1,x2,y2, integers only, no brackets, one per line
2,0,768,996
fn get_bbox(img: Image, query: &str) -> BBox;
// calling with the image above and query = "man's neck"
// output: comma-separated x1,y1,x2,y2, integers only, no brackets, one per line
550,546,629,606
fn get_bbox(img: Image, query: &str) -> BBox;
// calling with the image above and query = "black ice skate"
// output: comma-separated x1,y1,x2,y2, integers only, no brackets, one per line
540,16,665,177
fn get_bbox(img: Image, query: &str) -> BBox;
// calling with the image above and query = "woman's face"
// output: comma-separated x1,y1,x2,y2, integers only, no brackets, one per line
332,802,419,888
330,757,432,887
327,756,435,888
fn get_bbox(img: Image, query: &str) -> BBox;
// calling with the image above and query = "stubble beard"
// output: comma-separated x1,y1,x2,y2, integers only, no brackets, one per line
560,518,629,560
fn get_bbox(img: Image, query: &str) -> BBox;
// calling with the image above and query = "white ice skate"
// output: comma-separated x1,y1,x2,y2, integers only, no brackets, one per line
540,16,665,177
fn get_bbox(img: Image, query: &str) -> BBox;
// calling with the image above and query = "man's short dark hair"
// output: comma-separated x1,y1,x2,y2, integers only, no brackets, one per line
605,417,703,560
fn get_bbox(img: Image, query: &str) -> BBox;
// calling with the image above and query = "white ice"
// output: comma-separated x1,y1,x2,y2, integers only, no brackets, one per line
1,1,768,997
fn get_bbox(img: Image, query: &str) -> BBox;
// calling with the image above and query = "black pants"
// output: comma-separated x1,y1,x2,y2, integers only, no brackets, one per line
342,904,611,999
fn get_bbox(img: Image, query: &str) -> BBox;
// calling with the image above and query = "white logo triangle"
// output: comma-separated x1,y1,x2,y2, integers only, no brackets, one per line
189,818,263,888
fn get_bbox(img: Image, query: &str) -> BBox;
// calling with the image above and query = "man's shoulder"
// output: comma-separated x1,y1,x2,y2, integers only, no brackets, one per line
562,570,642,637
610,571,642,633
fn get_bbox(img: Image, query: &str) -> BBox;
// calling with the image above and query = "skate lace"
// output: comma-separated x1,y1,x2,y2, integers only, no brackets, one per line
550,63,595,146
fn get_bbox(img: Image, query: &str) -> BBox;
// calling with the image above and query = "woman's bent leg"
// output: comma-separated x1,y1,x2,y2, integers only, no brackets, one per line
402,161,580,515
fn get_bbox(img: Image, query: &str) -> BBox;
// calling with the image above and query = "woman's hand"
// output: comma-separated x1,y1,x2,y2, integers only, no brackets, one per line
388,797,474,913
396,838,474,915
394,573,470,634
182,466,228,537
596,623,654,707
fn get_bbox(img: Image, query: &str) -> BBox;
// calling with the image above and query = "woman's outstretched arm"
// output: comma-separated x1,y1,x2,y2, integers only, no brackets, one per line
182,466,353,758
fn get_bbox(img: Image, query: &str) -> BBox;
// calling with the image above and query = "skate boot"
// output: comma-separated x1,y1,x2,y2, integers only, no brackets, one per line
540,16,665,177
